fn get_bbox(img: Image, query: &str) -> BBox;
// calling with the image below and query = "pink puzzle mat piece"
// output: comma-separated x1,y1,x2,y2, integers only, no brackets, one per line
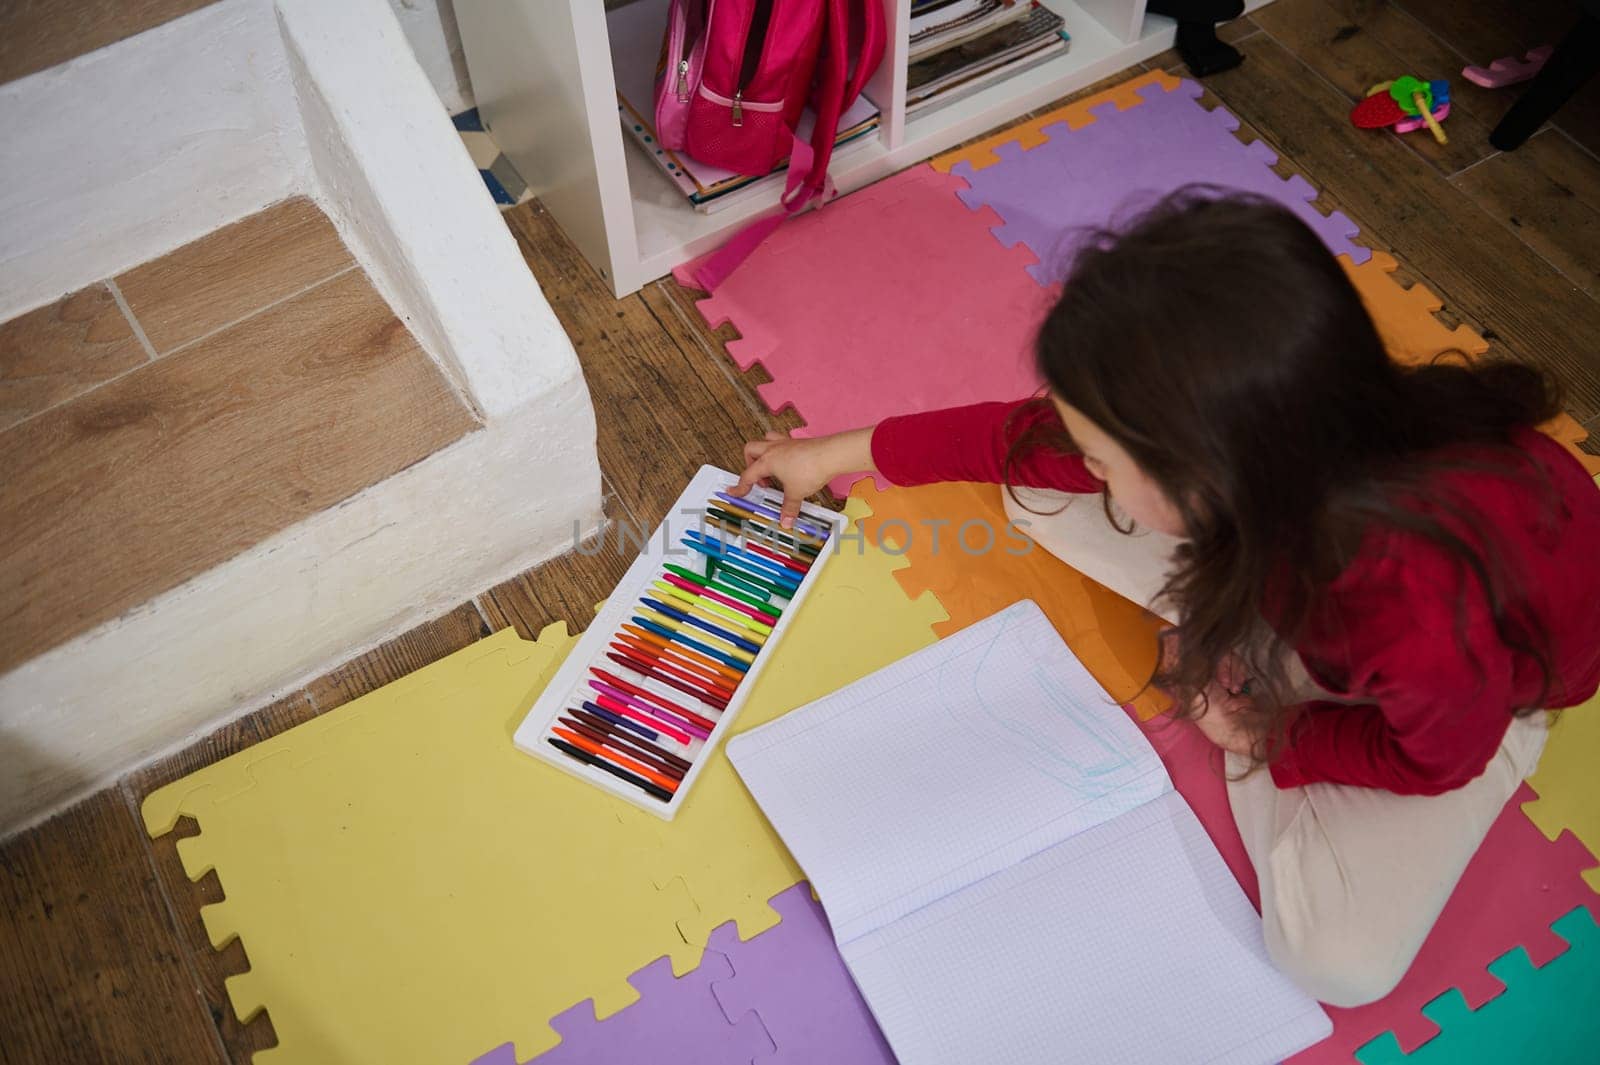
676,164,1053,497
473,952,776,1065
1131,708,1597,1061
1288,784,1599,1061
707,883,897,1065
948,79,1367,285
1137,713,1260,905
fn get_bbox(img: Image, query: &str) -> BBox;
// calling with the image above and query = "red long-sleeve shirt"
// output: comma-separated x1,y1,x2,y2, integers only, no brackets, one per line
872,400,1600,795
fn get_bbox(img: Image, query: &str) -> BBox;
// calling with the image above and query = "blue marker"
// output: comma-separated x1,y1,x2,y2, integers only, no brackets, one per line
640,596,761,654
633,616,750,671
683,531,802,589
679,539,794,596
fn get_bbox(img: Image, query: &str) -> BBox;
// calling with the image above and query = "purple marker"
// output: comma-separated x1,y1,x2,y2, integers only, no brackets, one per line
715,490,830,539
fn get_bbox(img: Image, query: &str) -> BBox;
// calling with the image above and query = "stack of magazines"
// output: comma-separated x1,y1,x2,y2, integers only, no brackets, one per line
907,0,1070,113
607,0,881,214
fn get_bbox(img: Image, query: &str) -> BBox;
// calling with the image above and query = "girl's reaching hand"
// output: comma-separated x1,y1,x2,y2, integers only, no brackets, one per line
1191,680,1258,757
734,428,875,528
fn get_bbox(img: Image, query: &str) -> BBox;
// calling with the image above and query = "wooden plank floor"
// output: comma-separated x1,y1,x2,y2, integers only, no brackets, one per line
4,2,1599,1058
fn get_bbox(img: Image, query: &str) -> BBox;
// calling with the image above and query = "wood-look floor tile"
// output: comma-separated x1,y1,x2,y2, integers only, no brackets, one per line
1453,128,1600,300
1391,0,1600,157
0,0,217,85
506,201,774,526
1203,34,1600,422
116,198,354,355
0,790,223,1065
0,283,148,431
304,602,491,713
0,269,477,674
120,692,316,1065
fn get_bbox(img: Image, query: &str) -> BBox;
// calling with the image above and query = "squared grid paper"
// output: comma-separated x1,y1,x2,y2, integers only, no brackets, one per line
728,601,1171,943
728,602,1330,1065
844,793,1330,1065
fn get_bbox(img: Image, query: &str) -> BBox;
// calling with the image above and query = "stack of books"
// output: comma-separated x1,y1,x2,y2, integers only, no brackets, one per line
607,0,881,215
907,0,1070,114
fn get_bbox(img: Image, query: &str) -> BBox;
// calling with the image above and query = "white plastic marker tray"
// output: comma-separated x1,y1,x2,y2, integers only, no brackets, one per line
514,464,842,818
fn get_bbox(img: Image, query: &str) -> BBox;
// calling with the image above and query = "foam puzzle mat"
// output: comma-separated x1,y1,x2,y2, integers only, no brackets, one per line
942,77,1365,283
678,73,1598,486
1354,907,1600,1065
141,497,944,1063
678,162,1053,498
143,64,1600,1064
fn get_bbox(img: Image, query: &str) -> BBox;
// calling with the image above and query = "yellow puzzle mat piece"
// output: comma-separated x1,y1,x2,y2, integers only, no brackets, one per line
1522,474,1600,892
141,496,946,1064
931,69,1183,173
851,478,1171,721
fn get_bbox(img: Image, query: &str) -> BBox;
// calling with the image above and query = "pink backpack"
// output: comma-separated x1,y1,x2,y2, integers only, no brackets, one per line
655,0,885,289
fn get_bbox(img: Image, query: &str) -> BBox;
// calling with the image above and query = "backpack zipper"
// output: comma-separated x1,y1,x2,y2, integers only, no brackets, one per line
732,0,776,127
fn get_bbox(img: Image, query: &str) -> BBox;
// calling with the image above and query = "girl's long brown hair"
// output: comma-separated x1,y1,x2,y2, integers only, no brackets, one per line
1014,190,1563,758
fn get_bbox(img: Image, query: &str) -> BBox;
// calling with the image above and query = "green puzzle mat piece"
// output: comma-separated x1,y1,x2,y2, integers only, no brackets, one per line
1356,907,1600,1065
141,496,946,1063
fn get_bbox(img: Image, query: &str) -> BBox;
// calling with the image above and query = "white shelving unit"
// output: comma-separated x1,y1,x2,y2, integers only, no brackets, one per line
458,0,1274,298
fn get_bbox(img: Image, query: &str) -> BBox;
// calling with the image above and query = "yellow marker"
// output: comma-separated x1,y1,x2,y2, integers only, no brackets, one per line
636,606,757,664
651,580,774,638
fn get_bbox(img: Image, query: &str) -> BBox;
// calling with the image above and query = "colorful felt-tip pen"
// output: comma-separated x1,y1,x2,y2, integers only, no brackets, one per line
713,491,829,539
705,508,819,558
639,596,762,654
650,579,774,636
551,728,680,794
569,706,692,772
547,737,673,802
683,532,802,588
581,699,660,742
559,715,687,780
588,679,710,740
618,625,745,684
660,571,780,625
590,691,694,745
610,636,738,694
662,564,782,617
605,650,730,708
590,670,717,732
634,610,756,666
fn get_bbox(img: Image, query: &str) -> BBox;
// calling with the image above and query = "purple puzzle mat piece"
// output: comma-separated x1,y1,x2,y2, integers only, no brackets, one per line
708,883,898,1065
473,952,776,1065
951,79,1368,284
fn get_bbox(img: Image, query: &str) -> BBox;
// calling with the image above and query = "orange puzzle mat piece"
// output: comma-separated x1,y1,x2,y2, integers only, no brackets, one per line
851,478,1172,720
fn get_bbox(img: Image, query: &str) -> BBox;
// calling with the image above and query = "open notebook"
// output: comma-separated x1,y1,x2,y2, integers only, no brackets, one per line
727,600,1330,1065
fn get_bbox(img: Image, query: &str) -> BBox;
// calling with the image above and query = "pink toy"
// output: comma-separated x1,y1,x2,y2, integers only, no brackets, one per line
1463,45,1554,89
1395,101,1451,133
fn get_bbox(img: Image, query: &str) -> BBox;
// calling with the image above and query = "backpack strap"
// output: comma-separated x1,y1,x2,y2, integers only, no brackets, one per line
687,0,886,292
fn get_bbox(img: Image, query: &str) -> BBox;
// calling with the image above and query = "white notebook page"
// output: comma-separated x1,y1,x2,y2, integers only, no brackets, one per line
844,792,1331,1065
728,600,1331,1065
727,601,1170,943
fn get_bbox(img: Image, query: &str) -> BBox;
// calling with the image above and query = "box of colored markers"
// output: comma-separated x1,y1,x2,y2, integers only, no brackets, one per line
512,465,843,818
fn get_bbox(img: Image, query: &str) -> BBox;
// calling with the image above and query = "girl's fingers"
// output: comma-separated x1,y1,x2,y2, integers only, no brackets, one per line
778,493,803,529
733,457,771,497
764,429,786,441
743,438,774,464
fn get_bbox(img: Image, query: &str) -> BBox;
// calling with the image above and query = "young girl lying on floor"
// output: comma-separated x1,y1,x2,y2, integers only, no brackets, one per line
732,192,1600,1008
